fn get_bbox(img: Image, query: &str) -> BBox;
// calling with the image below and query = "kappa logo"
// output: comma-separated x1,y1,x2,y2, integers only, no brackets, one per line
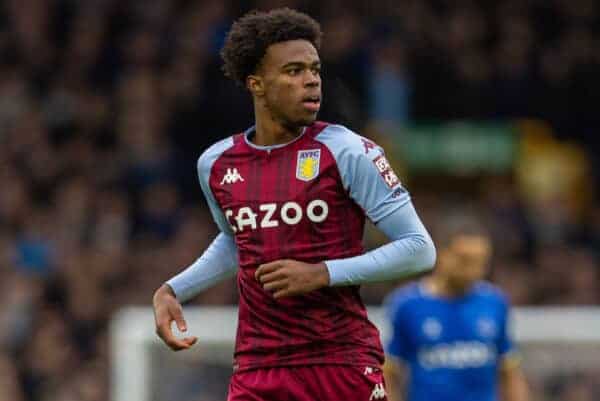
369,383,386,400
220,168,244,185
296,149,321,181
362,138,377,154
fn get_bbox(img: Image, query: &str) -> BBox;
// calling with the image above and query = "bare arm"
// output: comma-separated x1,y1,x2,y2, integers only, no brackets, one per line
499,357,529,401
383,357,408,401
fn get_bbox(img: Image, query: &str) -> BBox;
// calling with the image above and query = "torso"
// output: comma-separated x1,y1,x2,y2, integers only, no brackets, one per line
207,122,384,371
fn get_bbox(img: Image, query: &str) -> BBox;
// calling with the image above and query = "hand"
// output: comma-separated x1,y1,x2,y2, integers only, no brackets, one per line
152,284,198,351
255,259,330,299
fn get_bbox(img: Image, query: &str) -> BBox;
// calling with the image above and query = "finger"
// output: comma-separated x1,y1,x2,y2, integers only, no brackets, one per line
273,288,295,299
170,335,198,351
156,322,182,347
169,338,195,351
171,307,187,332
258,270,287,284
157,324,197,351
255,261,283,279
185,336,198,346
263,279,288,292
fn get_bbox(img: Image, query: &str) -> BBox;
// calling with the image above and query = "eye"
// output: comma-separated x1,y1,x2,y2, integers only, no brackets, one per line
287,68,301,76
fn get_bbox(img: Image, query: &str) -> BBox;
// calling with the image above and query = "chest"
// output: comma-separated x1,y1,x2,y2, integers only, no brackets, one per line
210,146,347,234
408,302,501,345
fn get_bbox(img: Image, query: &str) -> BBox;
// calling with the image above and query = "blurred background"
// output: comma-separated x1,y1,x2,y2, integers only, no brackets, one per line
0,0,599,400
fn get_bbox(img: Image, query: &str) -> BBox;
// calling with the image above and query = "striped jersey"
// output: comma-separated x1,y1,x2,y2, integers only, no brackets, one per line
199,121,409,371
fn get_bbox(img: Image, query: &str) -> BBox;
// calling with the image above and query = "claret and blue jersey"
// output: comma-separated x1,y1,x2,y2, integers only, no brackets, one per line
190,121,417,371
385,281,516,401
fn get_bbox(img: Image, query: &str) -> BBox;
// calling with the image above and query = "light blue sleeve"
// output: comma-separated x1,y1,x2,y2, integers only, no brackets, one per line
325,201,435,285
315,124,410,223
316,125,435,286
165,137,239,301
166,233,238,302
197,137,236,235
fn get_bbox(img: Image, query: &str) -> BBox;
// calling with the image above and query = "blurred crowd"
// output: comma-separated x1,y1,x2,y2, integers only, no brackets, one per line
0,0,599,400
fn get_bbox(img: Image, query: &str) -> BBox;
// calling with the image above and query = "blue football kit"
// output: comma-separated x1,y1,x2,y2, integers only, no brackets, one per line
386,281,516,401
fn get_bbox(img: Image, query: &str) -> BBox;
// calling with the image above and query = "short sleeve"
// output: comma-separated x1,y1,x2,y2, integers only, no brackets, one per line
497,297,516,357
197,138,236,235
315,125,410,223
384,293,411,361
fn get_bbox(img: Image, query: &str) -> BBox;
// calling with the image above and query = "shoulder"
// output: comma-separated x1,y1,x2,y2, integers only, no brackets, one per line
384,283,423,321
197,136,237,175
472,281,510,308
314,123,383,160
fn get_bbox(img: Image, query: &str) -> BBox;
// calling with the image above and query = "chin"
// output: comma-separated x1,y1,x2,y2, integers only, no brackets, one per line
285,116,316,129
298,114,318,126
450,279,476,291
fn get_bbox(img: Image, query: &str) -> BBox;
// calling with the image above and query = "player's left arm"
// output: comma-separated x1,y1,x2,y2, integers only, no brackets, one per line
321,135,436,286
255,201,435,297
256,134,435,297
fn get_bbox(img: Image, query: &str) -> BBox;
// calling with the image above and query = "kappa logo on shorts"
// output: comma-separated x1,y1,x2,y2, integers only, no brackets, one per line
296,149,321,181
369,383,386,400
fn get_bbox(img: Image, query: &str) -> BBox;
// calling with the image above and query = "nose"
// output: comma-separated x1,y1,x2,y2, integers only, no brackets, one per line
304,70,320,87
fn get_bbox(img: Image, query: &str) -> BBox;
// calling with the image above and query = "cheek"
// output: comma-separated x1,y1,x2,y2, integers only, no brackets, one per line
266,82,294,107
277,77,301,96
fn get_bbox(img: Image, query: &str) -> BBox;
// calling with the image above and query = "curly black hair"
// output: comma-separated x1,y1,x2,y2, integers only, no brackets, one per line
221,8,322,86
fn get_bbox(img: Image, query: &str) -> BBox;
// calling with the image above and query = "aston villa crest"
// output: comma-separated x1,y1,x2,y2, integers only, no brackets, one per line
296,149,321,181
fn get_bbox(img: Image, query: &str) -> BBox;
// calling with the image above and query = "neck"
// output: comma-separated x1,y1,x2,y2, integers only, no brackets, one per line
252,103,304,146
425,276,469,298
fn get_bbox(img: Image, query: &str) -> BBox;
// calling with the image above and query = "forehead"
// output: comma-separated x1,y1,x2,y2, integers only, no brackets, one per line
262,39,319,69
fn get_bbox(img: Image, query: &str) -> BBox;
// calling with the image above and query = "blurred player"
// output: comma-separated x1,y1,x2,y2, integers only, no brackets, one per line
384,223,529,401
152,8,436,401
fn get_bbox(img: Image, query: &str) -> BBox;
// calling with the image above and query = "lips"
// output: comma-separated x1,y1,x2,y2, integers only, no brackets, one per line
302,95,321,112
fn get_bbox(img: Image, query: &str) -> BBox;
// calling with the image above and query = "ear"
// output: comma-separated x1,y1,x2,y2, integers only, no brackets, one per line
246,75,265,97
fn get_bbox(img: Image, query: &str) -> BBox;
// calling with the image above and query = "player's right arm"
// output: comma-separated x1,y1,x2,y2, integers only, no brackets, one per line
153,139,239,351
153,233,237,350
383,358,407,401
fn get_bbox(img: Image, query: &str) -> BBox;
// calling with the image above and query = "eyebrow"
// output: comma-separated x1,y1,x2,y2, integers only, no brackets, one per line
281,60,321,69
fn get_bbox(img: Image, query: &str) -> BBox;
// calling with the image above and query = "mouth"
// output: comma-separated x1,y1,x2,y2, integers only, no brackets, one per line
301,95,321,112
